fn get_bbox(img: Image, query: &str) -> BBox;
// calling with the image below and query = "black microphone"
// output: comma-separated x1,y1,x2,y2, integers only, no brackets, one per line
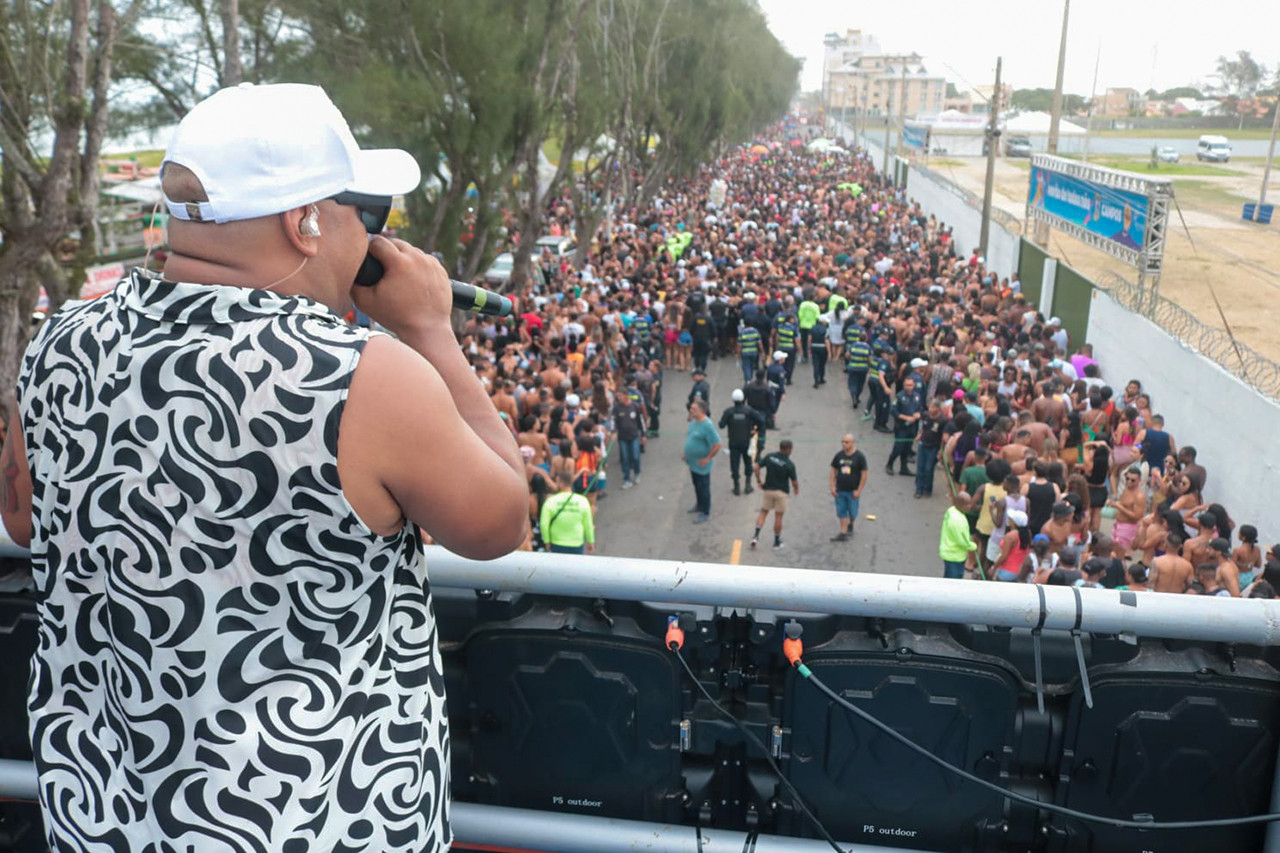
354,254,513,317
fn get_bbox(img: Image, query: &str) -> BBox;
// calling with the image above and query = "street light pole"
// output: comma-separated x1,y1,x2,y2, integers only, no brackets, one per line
980,57,1003,258
1047,0,1071,155
1257,97,1280,217
883,78,892,176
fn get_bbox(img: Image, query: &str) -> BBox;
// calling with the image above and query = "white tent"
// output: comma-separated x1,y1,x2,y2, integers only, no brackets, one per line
924,111,988,157
1003,111,1086,153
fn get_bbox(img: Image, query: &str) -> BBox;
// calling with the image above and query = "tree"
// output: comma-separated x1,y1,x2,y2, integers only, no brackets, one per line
1216,50,1268,129
945,82,960,99
0,0,132,411
1010,87,1087,113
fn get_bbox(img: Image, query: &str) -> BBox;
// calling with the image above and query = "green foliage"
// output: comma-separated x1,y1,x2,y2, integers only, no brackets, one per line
1010,88,1087,113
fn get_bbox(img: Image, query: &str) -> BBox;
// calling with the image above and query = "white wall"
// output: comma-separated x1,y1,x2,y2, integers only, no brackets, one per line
848,125,1019,279
1087,290,1280,544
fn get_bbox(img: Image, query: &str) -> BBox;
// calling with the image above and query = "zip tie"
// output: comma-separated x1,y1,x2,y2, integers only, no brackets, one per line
1032,584,1048,715
1071,586,1093,709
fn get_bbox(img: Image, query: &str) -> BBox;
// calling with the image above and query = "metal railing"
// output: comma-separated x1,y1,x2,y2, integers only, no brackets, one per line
1093,272,1280,402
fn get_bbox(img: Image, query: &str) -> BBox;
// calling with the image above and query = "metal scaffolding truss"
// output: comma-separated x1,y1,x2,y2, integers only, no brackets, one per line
1024,154,1174,312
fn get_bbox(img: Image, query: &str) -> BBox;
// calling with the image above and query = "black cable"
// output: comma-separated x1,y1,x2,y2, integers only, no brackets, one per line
800,667,1280,831
670,646,850,853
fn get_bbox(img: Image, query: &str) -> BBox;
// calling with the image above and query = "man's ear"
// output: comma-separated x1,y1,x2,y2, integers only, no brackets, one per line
279,205,321,258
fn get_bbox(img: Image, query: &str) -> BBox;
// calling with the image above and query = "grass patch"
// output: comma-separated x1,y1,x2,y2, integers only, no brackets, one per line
1088,156,1243,177
1171,179,1250,211
104,149,165,169
1094,127,1276,140
927,158,966,168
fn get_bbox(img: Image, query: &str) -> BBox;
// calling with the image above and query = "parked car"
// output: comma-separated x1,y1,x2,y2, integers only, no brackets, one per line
1156,146,1179,163
482,252,514,285
1004,135,1032,158
534,235,577,258
1196,134,1231,163
482,252,547,290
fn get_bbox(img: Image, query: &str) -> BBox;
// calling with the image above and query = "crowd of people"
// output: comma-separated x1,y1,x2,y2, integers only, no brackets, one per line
457,116,1272,597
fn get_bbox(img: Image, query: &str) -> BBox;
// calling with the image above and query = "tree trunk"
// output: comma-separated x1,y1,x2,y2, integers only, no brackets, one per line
423,176,464,253
507,142,544,293
221,0,242,85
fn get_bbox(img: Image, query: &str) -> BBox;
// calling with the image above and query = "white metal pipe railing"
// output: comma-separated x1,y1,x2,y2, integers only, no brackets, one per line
6,544,1280,645
449,802,936,853
423,548,1280,646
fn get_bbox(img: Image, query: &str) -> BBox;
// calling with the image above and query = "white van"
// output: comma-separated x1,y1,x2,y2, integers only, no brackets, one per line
1196,134,1232,163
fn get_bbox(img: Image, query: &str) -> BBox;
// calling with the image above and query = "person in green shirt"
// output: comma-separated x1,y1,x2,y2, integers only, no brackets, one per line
539,470,595,554
940,490,977,579
796,298,821,362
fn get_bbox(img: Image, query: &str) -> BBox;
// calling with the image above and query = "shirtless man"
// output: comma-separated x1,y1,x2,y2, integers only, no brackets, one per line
1183,512,1218,568
1210,538,1241,598
516,414,551,468
1151,533,1194,594
1040,502,1074,555
1000,430,1033,465
1031,381,1068,431
1015,415,1056,455
1106,466,1146,558
491,380,519,423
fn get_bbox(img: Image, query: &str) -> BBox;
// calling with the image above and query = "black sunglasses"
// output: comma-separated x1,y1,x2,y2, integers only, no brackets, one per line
329,192,392,235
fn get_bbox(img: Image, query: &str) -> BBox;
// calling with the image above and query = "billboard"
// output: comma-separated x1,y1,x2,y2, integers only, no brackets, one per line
1027,165,1149,254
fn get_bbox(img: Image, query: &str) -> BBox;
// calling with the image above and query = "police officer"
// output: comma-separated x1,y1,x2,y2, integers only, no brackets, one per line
844,326,871,409
775,313,798,385
719,389,765,495
708,293,729,359
738,317,762,386
687,367,711,414
887,377,921,476
865,345,894,432
766,353,788,424
744,369,776,453
630,307,653,360
797,292,821,363
689,304,714,372
809,313,829,388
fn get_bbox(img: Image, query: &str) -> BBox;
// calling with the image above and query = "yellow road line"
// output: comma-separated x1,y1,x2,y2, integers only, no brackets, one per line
730,539,742,565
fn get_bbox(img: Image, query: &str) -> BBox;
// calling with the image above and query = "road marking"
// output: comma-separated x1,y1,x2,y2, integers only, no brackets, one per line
730,539,742,565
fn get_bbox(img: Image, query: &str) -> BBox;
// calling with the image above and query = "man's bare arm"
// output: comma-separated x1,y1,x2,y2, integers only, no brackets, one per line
0,399,33,547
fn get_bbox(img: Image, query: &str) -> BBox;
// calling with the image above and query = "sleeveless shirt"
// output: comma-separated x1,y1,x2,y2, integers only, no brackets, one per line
17,269,451,852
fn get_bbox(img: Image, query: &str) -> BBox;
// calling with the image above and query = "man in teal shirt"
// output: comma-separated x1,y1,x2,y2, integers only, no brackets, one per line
682,399,723,523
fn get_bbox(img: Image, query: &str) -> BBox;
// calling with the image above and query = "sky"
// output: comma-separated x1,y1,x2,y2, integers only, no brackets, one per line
757,0,1280,97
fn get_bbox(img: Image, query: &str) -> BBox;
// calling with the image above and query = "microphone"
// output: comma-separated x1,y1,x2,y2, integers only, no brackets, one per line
354,254,513,317
449,280,514,317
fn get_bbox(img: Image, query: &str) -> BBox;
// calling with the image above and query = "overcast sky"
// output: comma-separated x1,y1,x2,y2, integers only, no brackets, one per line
758,0,1280,97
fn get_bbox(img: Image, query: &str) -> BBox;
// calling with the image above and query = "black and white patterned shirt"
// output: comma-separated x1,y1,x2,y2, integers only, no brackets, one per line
18,269,451,852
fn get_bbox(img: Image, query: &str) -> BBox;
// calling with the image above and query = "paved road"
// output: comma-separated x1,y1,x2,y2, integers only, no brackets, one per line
593,352,949,578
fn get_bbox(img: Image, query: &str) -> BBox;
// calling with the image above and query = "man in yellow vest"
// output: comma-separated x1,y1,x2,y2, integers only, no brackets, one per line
539,471,596,554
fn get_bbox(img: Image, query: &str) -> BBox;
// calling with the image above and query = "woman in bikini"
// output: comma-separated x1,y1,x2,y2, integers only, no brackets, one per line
1109,406,1141,493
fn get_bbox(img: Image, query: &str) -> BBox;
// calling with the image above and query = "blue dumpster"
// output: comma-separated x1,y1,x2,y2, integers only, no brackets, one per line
1259,204,1274,225
1243,203,1256,221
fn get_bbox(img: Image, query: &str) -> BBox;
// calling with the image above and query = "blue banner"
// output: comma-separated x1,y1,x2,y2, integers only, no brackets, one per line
1027,166,1148,252
902,124,928,150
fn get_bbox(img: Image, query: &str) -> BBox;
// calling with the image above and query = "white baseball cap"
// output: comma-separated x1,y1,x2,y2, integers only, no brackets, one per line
1048,316,1062,325
162,83,421,224
731,389,745,402
774,350,787,361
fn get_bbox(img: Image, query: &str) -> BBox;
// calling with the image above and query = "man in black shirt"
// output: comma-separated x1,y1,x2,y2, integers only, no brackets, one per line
809,317,829,388
709,296,729,359
613,391,647,488
719,390,765,495
913,398,945,498
689,307,714,372
751,439,798,550
743,369,775,456
829,434,868,541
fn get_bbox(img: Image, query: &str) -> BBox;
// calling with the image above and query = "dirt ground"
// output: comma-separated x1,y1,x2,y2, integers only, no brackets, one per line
930,155,1280,362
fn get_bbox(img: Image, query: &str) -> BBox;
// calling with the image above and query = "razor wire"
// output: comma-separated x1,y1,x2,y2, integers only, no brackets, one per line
1093,272,1280,402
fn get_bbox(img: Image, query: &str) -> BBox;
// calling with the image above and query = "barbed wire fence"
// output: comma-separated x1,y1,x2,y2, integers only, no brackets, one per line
1092,272,1280,402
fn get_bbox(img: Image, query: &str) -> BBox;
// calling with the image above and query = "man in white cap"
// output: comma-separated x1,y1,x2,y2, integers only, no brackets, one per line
1047,316,1068,353
766,351,789,420
1,83,531,852
718,388,765,495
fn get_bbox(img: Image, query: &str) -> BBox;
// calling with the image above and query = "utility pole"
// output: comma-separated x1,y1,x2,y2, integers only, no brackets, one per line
883,76,892,176
1258,98,1280,217
980,57,1003,258
895,62,908,160
1082,42,1100,163
1047,0,1071,155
